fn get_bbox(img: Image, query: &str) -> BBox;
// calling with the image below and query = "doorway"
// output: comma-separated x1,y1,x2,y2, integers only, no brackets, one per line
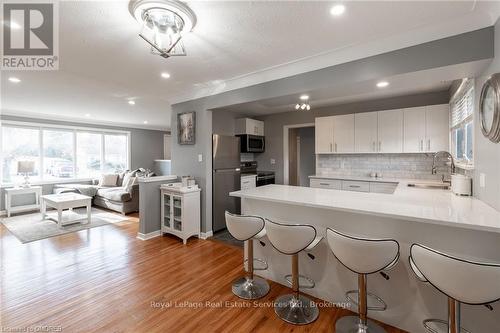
284,124,315,186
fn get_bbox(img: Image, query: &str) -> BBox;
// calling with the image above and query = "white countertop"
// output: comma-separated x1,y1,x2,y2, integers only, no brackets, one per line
230,183,500,233
137,175,177,183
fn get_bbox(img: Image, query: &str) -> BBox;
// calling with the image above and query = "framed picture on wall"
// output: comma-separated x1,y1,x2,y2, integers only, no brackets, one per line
177,111,196,145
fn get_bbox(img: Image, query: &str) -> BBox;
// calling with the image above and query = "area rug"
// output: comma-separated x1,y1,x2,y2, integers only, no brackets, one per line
1,208,128,243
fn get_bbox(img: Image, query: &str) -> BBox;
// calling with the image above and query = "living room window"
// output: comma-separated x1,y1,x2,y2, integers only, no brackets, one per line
1,121,130,185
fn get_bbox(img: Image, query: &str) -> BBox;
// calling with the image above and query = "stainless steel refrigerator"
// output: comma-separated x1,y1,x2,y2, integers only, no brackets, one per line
212,134,241,232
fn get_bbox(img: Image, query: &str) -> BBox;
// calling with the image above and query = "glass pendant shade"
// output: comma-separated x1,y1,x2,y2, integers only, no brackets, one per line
139,8,186,58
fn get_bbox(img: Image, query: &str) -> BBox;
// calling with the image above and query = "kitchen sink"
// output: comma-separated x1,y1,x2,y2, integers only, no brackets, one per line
407,182,450,190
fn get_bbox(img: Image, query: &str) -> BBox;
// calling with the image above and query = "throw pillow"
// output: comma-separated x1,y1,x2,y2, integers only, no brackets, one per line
122,171,134,187
123,176,137,192
116,170,129,187
98,174,118,187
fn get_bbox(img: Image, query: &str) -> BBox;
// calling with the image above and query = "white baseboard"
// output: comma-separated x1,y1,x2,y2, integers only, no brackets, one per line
200,231,213,239
136,230,162,241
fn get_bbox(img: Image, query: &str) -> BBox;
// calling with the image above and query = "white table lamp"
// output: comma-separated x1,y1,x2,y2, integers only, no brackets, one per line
17,160,35,187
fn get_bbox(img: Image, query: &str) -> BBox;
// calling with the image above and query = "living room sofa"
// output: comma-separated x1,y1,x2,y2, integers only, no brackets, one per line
53,170,141,215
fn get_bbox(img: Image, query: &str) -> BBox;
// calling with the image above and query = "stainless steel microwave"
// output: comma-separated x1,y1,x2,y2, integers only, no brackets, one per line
237,134,265,153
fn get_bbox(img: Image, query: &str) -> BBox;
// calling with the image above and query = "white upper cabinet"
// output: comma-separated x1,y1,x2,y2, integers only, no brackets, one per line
378,109,403,153
355,112,378,153
425,104,449,152
235,118,264,136
403,105,449,153
315,116,335,153
404,107,426,153
315,104,449,154
333,114,355,153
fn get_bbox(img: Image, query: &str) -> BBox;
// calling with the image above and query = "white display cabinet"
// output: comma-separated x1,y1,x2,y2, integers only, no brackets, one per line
160,183,201,244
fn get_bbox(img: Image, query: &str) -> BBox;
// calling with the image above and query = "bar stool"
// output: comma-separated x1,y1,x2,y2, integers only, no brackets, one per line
265,219,323,325
409,243,500,333
225,211,270,300
326,228,400,333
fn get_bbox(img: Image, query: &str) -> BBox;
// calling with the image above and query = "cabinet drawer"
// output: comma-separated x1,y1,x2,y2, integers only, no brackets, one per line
310,178,342,189
341,180,370,192
241,175,257,190
369,182,398,194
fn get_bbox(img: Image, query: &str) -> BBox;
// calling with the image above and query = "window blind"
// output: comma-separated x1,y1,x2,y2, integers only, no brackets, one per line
451,82,474,127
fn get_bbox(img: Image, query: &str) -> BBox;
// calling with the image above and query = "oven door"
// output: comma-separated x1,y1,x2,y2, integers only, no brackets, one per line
257,174,275,187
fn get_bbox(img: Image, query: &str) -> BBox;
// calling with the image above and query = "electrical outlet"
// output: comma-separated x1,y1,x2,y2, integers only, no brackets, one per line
198,154,203,162
480,173,486,188
270,159,276,165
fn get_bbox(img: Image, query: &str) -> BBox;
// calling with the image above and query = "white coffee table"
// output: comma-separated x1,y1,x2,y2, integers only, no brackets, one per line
41,193,92,228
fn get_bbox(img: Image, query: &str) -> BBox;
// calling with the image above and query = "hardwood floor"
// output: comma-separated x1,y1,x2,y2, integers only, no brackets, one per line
0,214,407,333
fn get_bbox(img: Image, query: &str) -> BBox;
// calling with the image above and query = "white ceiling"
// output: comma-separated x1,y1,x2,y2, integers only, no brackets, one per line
1,1,500,130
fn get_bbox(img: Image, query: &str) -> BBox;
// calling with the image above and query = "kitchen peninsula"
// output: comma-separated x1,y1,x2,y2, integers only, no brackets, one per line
230,183,500,333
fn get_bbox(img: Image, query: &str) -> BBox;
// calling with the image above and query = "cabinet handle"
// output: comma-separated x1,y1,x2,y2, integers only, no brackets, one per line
319,183,329,186
349,185,361,188
427,139,431,151
420,139,423,151
378,141,381,152
335,143,337,152
330,143,333,152
372,141,376,152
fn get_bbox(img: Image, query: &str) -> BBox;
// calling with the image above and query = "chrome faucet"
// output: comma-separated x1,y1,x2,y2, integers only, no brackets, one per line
431,151,455,182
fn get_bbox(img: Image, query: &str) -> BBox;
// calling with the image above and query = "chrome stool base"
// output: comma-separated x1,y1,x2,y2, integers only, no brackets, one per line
346,290,387,311
274,294,319,325
232,276,270,300
423,319,471,333
336,316,387,333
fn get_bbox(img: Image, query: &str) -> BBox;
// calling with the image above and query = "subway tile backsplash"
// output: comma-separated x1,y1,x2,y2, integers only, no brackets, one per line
316,154,451,180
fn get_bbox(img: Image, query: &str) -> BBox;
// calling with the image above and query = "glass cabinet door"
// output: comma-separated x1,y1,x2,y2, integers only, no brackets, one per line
173,196,182,231
164,194,171,228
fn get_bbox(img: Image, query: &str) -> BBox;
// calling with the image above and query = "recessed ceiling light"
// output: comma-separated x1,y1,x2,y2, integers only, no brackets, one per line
85,113,91,117
161,72,171,79
128,100,136,105
330,4,346,16
300,94,309,101
8,77,21,83
143,120,148,124
376,81,389,88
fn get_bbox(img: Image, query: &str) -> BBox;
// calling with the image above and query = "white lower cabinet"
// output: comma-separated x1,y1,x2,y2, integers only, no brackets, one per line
241,175,257,190
310,178,342,189
161,184,201,244
341,180,370,192
311,178,398,194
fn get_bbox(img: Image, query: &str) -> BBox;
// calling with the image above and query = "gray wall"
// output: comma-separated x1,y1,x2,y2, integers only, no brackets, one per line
170,102,213,233
255,91,450,184
474,19,500,211
297,127,315,186
1,115,168,211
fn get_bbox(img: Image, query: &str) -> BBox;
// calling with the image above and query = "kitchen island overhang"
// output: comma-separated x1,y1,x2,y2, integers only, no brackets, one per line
230,184,500,333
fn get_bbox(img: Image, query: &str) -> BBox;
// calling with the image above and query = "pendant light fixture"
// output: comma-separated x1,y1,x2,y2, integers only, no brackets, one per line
295,95,311,111
129,0,197,59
